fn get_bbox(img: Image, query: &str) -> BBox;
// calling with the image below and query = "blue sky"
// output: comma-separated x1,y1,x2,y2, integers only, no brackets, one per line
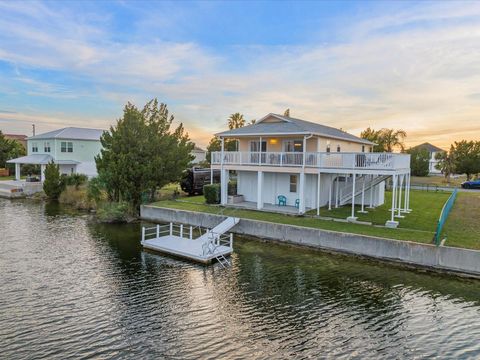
0,0,479,148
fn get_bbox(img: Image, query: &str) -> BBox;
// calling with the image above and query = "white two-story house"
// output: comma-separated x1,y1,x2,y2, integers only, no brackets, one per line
8,127,104,181
211,113,411,227
411,142,445,175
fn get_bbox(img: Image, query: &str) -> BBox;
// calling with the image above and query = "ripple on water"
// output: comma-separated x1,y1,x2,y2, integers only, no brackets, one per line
0,199,480,359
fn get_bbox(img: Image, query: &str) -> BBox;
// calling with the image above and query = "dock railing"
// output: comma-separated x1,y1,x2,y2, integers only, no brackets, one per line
142,223,234,246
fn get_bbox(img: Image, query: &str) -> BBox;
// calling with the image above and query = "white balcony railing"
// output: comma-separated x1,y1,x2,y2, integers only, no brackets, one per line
211,151,410,171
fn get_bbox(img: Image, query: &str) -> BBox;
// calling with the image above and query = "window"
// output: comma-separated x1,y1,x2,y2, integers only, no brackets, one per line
289,175,297,193
61,141,73,153
44,142,51,152
283,140,303,152
32,143,38,152
362,145,365,153
249,140,266,152
326,140,331,153
336,145,341,152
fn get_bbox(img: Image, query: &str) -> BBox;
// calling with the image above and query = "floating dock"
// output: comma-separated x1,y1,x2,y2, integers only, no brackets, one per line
141,217,239,266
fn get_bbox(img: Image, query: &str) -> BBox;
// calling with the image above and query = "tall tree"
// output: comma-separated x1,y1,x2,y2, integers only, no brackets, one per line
43,161,65,199
283,108,290,117
227,113,245,130
360,128,407,152
450,140,480,180
435,148,455,182
96,99,194,212
407,147,430,176
0,131,26,168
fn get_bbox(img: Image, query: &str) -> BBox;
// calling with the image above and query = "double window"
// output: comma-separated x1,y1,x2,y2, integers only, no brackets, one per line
32,143,38,153
289,175,297,193
61,141,73,153
249,140,266,152
44,142,51,153
283,140,303,152
337,145,341,152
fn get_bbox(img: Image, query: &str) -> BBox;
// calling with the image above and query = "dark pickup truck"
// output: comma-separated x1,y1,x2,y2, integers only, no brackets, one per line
180,167,220,195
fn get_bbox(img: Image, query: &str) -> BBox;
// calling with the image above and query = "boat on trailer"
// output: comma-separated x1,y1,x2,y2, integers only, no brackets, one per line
141,217,239,267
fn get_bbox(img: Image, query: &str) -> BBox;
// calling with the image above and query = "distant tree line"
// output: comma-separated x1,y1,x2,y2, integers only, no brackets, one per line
435,140,480,181
0,131,25,169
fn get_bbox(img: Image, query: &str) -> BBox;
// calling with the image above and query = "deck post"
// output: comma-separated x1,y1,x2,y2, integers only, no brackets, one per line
299,171,305,214
368,175,374,209
40,164,46,182
221,169,229,205
328,178,332,210
180,224,183,238
335,175,340,208
15,163,20,181
359,174,367,213
229,233,233,248
348,173,357,221
386,174,399,228
142,227,145,242
210,167,213,185
316,172,321,216
396,174,404,218
257,171,263,210
189,226,193,240
156,224,160,238
169,222,173,236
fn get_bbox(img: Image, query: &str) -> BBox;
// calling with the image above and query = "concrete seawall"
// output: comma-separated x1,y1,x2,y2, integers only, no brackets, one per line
141,205,480,278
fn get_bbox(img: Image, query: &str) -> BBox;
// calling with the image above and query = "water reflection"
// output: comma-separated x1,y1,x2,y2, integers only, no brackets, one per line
0,199,479,359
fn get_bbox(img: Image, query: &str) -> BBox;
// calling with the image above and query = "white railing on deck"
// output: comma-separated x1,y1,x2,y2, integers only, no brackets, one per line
212,151,410,171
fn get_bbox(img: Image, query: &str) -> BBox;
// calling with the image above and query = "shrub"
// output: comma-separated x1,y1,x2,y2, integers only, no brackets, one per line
63,173,88,189
228,180,237,196
59,185,94,210
43,162,65,199
87,176,108,204
96,201,133,223
203,183,221,204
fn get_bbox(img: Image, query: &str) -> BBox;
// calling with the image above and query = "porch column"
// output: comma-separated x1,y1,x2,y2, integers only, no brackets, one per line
386,174,399,228
316,172,321,216
348,174,357,221
359,174,367,214
221,169,229,205
210,167,213,185
368,175,374,209
257,171,263,210
405,172,412,212
396,174,405,218
328,178,333,210
15,163,21,181
40,164,46,182
335,175,340,208
299,172,305,214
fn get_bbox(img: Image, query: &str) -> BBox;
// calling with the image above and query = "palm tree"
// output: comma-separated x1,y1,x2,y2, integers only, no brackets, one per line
227,113,245,130
379,129,407,152
435,150,455,183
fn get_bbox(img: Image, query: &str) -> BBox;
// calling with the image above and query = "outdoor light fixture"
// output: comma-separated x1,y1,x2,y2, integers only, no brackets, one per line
269,138,278,145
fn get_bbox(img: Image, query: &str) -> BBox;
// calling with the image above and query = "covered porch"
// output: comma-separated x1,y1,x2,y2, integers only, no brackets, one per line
7,154,79,181
225,200,306,215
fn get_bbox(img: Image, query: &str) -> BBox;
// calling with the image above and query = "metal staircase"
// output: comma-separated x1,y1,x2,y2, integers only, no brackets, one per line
199,217,239,268
338,175,390,206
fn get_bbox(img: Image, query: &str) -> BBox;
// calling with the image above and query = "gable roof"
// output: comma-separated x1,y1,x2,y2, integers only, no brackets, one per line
411,142,445,153
216,113,374,145
28,127,104,141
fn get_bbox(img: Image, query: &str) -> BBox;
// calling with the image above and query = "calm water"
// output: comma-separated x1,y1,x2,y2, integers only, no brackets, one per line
1,200,480,359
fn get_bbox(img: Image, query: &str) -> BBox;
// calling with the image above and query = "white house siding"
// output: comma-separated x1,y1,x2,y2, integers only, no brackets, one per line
237,171,339,209
76,162,98,177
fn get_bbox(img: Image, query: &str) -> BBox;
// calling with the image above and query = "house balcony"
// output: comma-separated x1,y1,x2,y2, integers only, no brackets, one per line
211,151,410,173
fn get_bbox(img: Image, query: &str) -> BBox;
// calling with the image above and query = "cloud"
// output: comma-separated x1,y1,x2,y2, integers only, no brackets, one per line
0,1,479,148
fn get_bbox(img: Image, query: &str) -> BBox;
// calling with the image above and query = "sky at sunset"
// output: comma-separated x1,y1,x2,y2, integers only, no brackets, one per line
0,0,479,149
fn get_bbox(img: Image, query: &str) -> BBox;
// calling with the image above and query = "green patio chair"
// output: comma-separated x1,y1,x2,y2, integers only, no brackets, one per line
278,195,287,206
295,199,300,208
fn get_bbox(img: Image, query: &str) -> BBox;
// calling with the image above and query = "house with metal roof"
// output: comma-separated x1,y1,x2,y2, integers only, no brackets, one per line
211,113,412,227
411,142,445,175
7,127,104,181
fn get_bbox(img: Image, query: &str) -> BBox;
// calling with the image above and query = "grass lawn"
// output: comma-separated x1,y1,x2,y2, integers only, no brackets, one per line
0,175,26,181
443,192,480,250
311,190,450,232
150,190,451,245
410,175,466,187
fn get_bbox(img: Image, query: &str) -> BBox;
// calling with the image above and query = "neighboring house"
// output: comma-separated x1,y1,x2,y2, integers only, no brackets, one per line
4,134,28,150
7,127,104,181
411,142,445,175
192,146,206,164
211,113,411,227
